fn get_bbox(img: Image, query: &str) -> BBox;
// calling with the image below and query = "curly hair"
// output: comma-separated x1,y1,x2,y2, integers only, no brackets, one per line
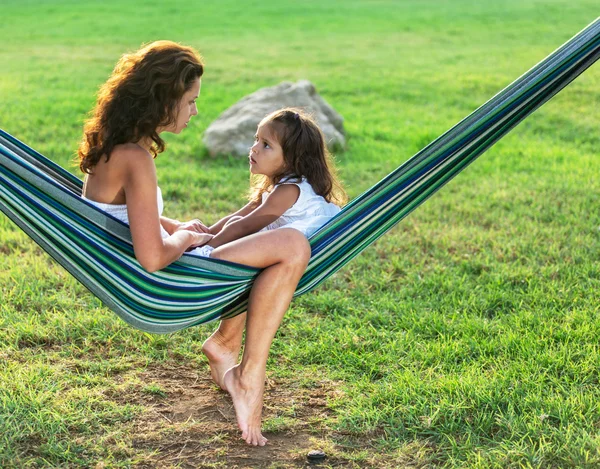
249,108,347,207
77,40,204,173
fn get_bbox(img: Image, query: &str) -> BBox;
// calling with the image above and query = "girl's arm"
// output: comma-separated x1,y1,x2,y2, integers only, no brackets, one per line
209,184,300,248
208,201,259,234
123,147,212,272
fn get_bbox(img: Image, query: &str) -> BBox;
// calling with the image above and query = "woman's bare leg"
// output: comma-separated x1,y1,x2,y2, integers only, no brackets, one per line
203,228,311,445
203,229,308,391
202,215,247,389
201,313,245,390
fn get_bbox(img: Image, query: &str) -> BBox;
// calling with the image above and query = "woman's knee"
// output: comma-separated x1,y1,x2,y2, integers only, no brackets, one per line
280,229,311,267
210,228,311,268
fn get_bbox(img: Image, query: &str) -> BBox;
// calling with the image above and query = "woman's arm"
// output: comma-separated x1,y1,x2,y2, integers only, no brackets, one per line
161,216,210,235
160,215,180,235
209,184,299,248
123,147,212,272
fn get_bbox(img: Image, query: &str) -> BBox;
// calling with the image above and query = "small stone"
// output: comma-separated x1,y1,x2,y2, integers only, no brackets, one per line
307,449,327,463
203,80,346,157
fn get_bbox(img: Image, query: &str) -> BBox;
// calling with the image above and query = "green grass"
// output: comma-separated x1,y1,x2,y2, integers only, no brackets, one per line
1,0,599,467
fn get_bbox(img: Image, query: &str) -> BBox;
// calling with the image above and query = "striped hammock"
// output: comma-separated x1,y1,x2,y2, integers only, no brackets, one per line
1,19,599,333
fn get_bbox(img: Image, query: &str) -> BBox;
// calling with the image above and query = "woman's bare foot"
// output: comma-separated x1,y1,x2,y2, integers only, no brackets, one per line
201,331,240,390
223,364,268,446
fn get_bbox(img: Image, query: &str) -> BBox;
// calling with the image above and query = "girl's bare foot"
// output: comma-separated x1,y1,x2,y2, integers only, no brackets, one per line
223,364,268,446
201,331,240,390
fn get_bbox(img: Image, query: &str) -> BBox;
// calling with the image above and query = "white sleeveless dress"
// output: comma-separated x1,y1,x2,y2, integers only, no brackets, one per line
83,187,214,257
260,178,341,237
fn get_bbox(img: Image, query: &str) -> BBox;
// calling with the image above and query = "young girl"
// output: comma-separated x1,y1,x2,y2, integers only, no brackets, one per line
201,107,347,444
204,107,347,249
78,42,313,447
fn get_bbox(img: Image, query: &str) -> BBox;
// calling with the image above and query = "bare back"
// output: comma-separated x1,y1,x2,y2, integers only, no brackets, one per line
81,143,175,271
82,143,146,204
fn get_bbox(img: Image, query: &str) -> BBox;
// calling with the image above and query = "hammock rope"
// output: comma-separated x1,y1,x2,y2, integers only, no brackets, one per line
1,18,598,332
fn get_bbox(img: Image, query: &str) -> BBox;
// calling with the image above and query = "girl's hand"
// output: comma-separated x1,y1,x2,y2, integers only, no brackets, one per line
175,219,211,234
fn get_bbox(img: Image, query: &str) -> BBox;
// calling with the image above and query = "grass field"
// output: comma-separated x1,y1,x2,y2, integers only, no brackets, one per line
1,1,599,467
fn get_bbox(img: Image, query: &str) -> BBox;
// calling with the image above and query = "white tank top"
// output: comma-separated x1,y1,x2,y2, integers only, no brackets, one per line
261,178,341,237
84,188,214,257
83,187,170,238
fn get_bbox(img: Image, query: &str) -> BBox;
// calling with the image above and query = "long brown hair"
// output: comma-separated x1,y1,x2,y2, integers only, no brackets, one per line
77,41,204,173
249,108,347,206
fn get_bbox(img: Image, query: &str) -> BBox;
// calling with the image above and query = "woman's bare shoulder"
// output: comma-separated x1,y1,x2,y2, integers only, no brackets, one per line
110,143,152,161
110,144,155,173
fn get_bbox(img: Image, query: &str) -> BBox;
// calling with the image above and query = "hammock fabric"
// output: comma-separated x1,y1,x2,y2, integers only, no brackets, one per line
1,19,599,333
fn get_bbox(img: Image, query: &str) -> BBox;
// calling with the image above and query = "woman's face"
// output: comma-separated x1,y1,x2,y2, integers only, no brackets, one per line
166,77,201,134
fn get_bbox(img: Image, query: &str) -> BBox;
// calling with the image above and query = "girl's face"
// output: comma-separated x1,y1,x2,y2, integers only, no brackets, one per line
249,123,285,177
164,78,201,134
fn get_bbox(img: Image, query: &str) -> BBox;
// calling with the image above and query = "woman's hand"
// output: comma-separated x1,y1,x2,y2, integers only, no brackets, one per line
175,219,211,234
189,232,214,247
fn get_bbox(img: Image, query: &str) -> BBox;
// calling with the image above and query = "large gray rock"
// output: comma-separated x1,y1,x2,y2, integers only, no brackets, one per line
203,80,345,157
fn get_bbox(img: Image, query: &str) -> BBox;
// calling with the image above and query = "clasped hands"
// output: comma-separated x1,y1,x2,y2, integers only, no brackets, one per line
174,219,214,247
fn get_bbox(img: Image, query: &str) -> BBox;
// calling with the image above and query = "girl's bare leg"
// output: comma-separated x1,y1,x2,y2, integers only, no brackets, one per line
203,228,310,446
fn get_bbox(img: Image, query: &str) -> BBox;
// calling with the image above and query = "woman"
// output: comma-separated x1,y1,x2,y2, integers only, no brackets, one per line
79,40,311,446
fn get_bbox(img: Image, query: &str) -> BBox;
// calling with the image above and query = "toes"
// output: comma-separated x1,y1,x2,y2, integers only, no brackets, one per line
241,425,260,445
244,427,267,447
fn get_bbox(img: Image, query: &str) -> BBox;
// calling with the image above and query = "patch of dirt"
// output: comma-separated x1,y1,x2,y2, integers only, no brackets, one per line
107,362,355,468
